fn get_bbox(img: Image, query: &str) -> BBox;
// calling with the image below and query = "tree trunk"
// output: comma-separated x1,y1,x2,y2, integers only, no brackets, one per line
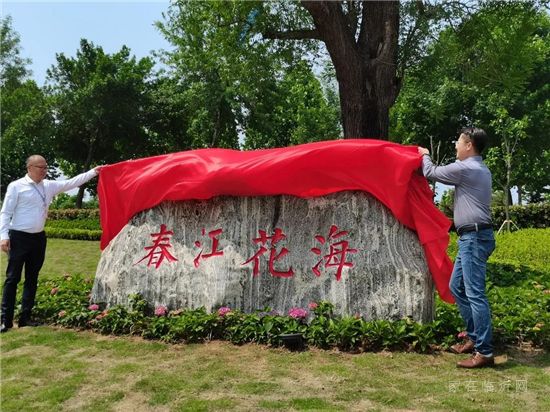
302,1,400,139
76,143,94,208
503,159,512,231
517,185,522,205
75,186,86,209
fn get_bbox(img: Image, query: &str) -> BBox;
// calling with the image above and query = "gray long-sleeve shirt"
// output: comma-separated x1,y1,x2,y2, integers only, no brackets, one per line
422,155,492,229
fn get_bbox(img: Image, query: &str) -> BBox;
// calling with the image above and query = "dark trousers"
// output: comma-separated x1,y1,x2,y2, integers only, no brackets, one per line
1,230,46,326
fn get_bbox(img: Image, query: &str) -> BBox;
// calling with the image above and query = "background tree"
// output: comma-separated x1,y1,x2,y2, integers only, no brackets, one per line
158,1,341,149
1,16,56,197
47,39,155,207
159,1,474,140
391,1,549,216
144,75,194,154
466,2,549,223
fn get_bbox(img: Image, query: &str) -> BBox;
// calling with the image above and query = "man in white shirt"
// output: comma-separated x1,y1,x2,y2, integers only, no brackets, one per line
0,155,102,333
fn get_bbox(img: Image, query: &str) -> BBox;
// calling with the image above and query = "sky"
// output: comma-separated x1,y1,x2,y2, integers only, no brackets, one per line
2,0,171,86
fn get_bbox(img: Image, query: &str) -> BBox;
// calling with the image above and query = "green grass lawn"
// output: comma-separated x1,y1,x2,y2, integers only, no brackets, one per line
447,228,550,270
0,239,100,280
1,232,549,411
1,327,548,412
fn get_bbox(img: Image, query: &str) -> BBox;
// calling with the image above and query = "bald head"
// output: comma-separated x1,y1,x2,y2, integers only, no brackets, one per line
26,155,48,183
26,155,47,167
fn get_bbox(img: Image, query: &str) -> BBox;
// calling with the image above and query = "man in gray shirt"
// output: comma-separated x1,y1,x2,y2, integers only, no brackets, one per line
418,127,496,368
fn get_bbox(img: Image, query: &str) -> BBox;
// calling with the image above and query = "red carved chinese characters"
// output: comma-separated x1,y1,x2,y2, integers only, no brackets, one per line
135,224,178,269
242,228,294,278
311,225,357,280
194,228,224,267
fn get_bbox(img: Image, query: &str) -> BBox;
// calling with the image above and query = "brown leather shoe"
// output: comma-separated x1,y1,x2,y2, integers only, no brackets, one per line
457,353,495,368
450,339,475,354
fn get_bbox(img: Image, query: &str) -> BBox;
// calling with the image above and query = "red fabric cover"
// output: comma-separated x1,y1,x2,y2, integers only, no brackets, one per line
98,139,454,303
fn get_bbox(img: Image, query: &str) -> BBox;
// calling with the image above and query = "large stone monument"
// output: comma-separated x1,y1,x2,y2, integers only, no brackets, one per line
92,191,434,322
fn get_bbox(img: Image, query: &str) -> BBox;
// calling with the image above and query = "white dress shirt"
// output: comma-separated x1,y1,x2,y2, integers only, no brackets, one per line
0,169,98,240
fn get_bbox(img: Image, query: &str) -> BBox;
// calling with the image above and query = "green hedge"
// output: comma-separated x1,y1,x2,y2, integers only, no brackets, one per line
48,208,100,220
492,203,550,229
46,218,101,231
46,209,101,240
44,228,102,241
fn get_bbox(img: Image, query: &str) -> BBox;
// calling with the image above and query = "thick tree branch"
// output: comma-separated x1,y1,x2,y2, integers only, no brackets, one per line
301,0,361,69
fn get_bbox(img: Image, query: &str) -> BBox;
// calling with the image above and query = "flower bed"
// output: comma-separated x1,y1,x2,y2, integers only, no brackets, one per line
29,262,550,352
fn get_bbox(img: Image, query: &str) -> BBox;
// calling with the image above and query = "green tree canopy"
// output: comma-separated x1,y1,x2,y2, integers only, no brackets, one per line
46,39,155,206
391,1,549,204
1,16,56,197
157,0,341,149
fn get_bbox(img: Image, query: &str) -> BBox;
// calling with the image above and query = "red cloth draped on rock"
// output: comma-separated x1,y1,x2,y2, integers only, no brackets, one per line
97,139,454,303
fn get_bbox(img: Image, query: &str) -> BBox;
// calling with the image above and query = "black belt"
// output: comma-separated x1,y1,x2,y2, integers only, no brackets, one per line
457,223,493,236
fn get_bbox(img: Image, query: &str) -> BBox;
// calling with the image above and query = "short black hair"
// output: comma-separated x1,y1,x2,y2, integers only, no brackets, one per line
460,127,488,154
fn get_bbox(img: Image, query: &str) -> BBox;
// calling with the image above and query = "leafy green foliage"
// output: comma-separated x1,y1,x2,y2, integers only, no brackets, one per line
490,232,550,273
391,1,550,200
47,39,155,203
44,228,101,241
492,204,550,229
448,229,550,273
49,193,99,210
0,15,30,89
46,219,101,231
157,1,341,149
47,209,100,220
0,17,57,196
43,209,102,240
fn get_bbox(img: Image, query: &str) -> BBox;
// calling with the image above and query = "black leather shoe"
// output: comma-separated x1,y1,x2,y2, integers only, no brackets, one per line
18,319,41,327
0,323,11,333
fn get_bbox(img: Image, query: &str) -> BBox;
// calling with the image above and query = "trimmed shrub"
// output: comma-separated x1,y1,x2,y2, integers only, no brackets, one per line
440,202,549,229
47,209,100,220
46,218,101,231
44,228,102,241
492,203,550,229
45,210,101,240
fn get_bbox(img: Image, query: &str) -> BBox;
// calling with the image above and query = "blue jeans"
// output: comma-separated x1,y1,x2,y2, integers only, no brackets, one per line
449,228,495,356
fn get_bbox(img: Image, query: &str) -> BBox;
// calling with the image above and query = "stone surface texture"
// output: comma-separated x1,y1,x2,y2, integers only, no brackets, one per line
92,191,434,321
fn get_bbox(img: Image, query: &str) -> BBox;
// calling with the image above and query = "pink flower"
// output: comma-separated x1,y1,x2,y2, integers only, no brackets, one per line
218,306,231,317
155,305,168,317
50,287,59,295
58,310,67,318
288,307,308,319
88,304,100,311
308,302,318,310
457,331,468,339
